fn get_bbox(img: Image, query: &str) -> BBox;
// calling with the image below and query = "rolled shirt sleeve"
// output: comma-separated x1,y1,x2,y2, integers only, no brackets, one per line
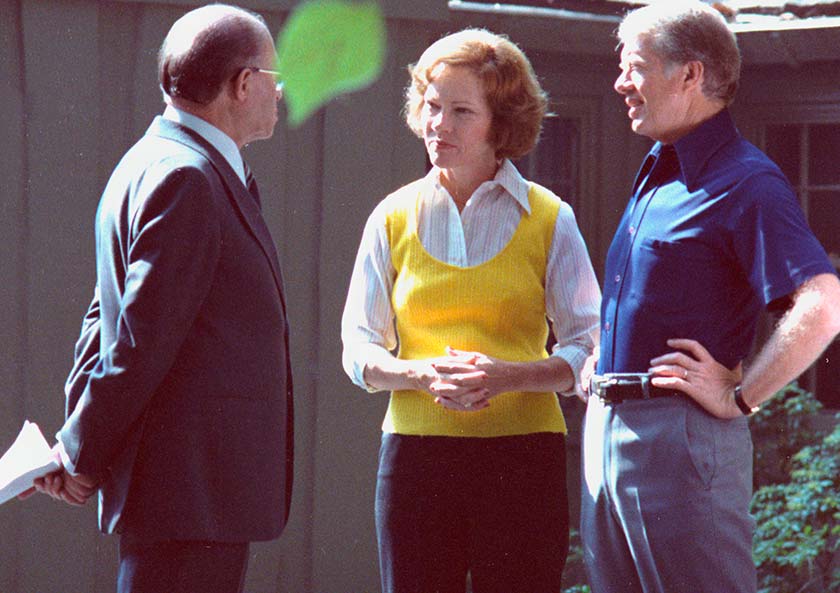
546,202,601,395
341,201,397,391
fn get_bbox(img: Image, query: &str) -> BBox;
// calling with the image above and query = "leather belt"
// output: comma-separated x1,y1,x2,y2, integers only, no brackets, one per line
589,373,680,404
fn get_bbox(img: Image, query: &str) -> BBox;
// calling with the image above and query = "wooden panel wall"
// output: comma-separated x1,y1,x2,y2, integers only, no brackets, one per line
3,1,838,591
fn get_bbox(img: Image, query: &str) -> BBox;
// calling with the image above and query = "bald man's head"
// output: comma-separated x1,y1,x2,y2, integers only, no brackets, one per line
158,4,268,105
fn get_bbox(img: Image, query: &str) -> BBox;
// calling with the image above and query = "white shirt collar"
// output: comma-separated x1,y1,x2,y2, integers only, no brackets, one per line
494,159,532,213
426,158,531,214
163,105,247,185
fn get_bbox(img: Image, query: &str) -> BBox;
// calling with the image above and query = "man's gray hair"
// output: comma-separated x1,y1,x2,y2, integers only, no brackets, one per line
617,1,741,105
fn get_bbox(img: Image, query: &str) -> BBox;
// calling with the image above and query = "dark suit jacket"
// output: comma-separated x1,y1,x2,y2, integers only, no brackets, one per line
59,117,293,542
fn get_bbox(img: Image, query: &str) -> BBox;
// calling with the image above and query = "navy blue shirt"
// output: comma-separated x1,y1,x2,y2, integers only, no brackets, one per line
598,109,835,374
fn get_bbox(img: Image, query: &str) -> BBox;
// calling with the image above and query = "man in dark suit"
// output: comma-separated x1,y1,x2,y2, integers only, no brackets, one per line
35,5,293,592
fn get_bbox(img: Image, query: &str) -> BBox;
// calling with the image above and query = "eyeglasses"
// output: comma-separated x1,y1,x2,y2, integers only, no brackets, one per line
246,67,284,93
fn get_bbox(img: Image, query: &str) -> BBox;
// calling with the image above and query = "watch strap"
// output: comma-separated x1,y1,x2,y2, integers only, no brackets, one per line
733,384,758,416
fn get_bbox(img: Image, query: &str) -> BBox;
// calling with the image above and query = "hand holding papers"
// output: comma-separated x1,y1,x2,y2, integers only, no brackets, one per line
0,421,60,505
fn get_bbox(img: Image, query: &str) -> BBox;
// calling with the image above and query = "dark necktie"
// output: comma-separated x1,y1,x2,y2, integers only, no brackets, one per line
243,163,262,208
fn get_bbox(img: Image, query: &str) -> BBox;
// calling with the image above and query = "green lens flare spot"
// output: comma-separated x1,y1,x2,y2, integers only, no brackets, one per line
276,0,386,127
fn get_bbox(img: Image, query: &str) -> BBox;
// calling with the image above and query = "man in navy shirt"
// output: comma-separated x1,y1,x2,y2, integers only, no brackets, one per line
580,3,840,593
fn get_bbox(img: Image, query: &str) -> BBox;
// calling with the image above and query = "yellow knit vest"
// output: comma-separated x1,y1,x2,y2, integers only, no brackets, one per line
383,181,567,437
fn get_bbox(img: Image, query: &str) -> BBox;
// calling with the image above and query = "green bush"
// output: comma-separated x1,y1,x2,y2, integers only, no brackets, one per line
750,382,825,488
750,384,840,593
562,528,590,593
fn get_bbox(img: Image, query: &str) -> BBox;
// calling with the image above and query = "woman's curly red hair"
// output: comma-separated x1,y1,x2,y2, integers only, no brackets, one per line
404,29,548,160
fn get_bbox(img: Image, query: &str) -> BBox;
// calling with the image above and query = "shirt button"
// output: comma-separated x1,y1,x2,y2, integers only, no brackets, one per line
614,274,621,283
629,226,636,235
604,322,611,332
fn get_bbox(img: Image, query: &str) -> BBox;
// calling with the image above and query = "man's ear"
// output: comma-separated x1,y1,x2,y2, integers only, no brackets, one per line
230,67,252,102
683,60,704,92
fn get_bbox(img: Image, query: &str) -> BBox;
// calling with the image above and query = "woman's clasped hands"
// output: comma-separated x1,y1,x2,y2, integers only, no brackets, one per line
429,346,508,412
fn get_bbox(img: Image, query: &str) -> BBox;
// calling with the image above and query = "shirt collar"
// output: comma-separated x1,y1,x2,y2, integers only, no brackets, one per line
495,158,532,213
658,108,739,192
163,105,247,185
425,159,532,214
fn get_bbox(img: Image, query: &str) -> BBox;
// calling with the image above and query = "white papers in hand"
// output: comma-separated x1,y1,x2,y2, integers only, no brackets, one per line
0,421,60,505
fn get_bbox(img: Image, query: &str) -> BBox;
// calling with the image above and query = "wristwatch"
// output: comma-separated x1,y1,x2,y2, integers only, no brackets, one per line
733,384,760,416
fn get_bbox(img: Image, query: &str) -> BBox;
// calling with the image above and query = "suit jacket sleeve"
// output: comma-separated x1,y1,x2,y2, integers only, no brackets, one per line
65,286,101,419
59,164,222,477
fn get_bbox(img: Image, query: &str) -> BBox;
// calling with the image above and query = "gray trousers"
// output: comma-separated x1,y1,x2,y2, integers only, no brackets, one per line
581,395,757,593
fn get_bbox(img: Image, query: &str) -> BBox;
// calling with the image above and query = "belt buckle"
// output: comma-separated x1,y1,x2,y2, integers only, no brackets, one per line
590,374,621,404
591,373,651,404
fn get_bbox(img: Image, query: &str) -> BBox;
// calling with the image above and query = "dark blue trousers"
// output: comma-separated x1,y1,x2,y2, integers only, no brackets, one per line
117,535,249,593
376,432,569,593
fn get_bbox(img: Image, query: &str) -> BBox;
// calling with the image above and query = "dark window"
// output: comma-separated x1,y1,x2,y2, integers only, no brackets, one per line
765,122,840,408
513,115,583,357
809,124,840,186
765,124,801,185
514,116,581,212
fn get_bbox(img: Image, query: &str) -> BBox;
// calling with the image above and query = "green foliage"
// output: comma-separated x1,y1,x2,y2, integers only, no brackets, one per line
750,384,840,593
562,528,591,593
750,382,824,487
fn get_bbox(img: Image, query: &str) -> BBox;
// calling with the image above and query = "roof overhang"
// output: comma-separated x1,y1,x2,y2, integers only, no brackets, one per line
448,0,840,65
